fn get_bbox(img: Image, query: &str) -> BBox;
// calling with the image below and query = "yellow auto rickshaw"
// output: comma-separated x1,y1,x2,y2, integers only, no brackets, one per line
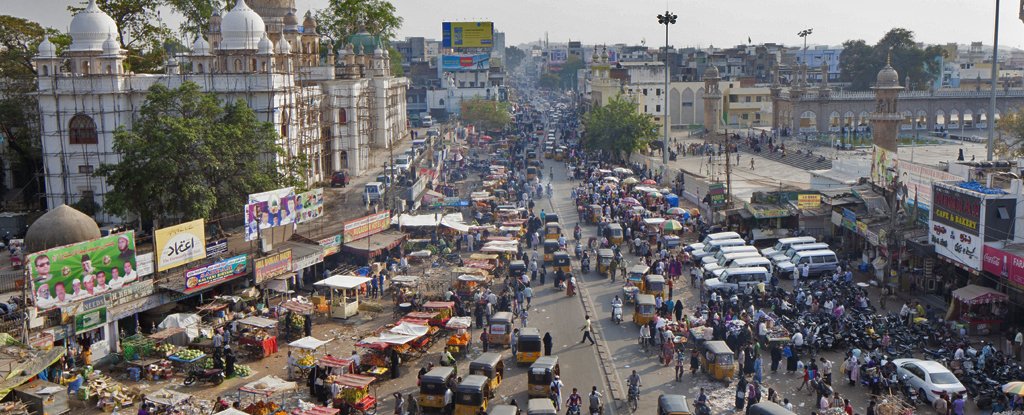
527,356,560,398
554,148,564,161
643,274,666,297
628,264,649,286
469,352,505,397
544,147,554,159
545,222,561,240
516,327,542,364
510,260,527,277
552,251,572,274
543,240,560,265
527,151,537,161
527,399,557,415
545,213,560,224
453,375,491,415
608,223,624,246
488,312,514,347
658,394,693,415
597,249,614,276
589,204,603,224
633,294,656,326
527,167,539,181
489,405,521,415
419,366,456,411
700,340,736,382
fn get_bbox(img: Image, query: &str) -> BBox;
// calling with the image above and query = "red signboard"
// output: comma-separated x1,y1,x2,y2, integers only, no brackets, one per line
982,245,1024,288
343,211,391,243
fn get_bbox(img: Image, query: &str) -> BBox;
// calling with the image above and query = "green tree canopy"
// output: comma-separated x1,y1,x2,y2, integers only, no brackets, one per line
582,94,658,160
388,45,404,76
166,0,223,40
838,28,945,91
460,98,511,132
315,0,402,53
96,81,305,227
505,46,526,71
557,55,585,90
997,110,1024,158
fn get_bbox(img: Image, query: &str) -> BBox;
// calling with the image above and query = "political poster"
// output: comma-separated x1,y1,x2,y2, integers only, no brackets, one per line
295,188,324,223
28,232,138,311
154,219,207,271
244,187,296,241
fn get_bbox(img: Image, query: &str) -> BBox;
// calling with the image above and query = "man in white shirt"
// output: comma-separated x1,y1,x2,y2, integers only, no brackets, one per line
792,331,804,347
800,263,810,281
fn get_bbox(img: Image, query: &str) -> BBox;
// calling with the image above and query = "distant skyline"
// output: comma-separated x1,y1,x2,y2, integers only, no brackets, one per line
9,0,1024,50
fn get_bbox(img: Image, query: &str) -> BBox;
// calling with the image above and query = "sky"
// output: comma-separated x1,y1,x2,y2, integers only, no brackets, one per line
8,0,1024,50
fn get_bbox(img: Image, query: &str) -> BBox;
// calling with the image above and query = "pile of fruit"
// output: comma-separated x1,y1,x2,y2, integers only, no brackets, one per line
242,401,278,415
297,353,315,367
198,357,214,369
173,349,204,361
154,343,176,356
338,386,367,403
235,364,253,377
289,313,304,330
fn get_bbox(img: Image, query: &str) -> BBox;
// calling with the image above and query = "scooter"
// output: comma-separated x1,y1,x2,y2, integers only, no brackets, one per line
581,257,590,273
566,404,581,415
183,367,224,386
575,243,583,259
612,302,623,325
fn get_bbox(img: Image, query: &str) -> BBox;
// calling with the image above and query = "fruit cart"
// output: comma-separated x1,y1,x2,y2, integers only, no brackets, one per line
314,275,372,320
167,348,206,372
317,356,356,375
422,301,455,327
328,374,376,415
445,316,472,357
278,298,315,342
236,316,280,360
286,336,331,381
237,375,298,406
143,389,192,414
119,334,155,361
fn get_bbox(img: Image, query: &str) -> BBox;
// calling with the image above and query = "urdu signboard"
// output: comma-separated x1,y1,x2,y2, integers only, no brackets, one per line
930,183,983,270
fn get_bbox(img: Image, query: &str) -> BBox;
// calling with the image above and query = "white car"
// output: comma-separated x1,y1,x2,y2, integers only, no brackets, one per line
893,358,966,403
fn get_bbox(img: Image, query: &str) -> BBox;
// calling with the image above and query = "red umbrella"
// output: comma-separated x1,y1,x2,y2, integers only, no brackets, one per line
620,197,641,206
641,179,657,185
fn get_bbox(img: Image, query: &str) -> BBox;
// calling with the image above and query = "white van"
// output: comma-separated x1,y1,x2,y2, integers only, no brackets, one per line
770,242,830,264
786,249,839,279
704,266,771,293
685,231,743,253
711,257,775,279
703,245,760,266
692,239,747,261
363,182,384,204
703,251,763,275
421,115,434,127
761,236,816,257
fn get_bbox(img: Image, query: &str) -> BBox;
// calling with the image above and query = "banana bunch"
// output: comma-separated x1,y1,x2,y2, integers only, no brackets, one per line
339,387,366,402
289,314,304,329
297,354,315,367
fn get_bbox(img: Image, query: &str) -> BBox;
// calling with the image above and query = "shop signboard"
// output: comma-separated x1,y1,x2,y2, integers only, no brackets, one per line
440,54,491,71
295,188,325,223
75,306,106,333
797,194,821,209
105,279,156,308
255,250,292,283
442,21,494,49
136,252,154,277
708,183,727,207
930,184,983,270
28,232,138,311
154,219,207,271
206,239,229,257
343,211,391,243
319,235,342,256
244,187,297,241
841,208,857,231
982,245,1024,288
184,255,249,293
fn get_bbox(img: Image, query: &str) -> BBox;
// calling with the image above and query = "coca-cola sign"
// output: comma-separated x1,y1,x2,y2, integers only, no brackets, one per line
982,245,1024,288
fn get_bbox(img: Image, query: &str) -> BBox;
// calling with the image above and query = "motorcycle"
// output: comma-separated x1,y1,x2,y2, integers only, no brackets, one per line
612,302,623,325
575,243,583,259
580,257,590,273
899,375,919,407
566,404,581,415
183,367,224,386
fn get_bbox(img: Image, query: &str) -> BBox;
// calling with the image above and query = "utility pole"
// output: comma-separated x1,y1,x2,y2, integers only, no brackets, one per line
988,0,1000,161
725,127,732,207
658,11,677,166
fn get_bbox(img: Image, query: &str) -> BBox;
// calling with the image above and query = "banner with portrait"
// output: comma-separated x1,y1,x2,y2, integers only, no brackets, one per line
244,187,296,241
870,145,898,186
28,232,138,311
295,188,324,223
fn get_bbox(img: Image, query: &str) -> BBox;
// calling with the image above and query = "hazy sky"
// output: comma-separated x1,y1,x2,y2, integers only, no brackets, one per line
9,0,1024,50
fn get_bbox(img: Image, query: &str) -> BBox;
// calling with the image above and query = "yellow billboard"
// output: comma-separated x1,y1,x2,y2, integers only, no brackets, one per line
154,219,207,271
442,22,494,49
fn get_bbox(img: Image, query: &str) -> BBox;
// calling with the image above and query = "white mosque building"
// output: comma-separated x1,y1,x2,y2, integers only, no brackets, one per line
34,0,408,223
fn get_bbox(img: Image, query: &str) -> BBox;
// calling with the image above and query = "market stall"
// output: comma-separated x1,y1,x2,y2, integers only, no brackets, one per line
947,284,1008,335
314,275,372,320
287,336,330,380
291,405,339,415
237,375,297,405
445,316,472,356
144,389,194,414
237,316,280,359
317,356,356,375
327,374,376,414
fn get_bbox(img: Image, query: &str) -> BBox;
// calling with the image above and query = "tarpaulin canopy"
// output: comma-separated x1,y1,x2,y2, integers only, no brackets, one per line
288,336,330,350
291,406,339,415
952,284,1008,305
458,274,488,282
215,408,251,415
158,313,201,341
0,336,65,400
329,374,375,389
145,389,191,406
390,322,429,337
440,213,472,233
481,241,518,253
393,213,444,227
239,375,297,396
446,316,472,329
342,231,406,257
236,316,278,328
315,275,371,290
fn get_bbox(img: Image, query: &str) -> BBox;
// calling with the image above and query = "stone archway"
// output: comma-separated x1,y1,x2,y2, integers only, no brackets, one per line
963,110,974,129
915,110,928,130
800,110,817,132
901,111,913,130
936,110,946,129
681,88,695,124
949,110,960,129
858,112,869,131
977,109,988,129
670,88,681,126
829,111,841,132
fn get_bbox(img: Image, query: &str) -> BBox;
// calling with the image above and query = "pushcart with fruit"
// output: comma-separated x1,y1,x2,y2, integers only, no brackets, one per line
328,374,376,415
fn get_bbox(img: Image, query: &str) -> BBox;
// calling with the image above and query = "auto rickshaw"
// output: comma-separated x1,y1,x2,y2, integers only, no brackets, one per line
597,249,614,276
554,148,564,161
489,405,520,415
543,240,559,265
643,274,666,297
526,399,557,415
607,223,624,246
509,260,527,278
700,340,736,382
515,327,542,364
453,375,491,415
527,356,560,398
544,222,561,240
527,151,537,161
658,394,693,415
633,294,656,326
487,312,514,347
544,147,554,159
552,251,572,274
528,167,540,181
418,366,456,412
469,352,505,397
588,204,603,224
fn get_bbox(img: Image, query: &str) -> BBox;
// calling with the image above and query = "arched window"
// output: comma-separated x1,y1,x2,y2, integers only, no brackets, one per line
105,64,112,74
251,59,257,72
234,59,242,72
69,114,98,145
81,60,90,74
41,65,49,76
197,63,204,73
339,108,347,125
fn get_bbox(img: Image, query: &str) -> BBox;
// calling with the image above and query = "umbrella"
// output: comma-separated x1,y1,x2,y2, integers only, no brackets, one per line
642,179,658,185
1003,382,1024,395
614,167,633,175
690,208,701,216
620,197,641,206
622,177,639,185
648,191,663,198
662,220,683,231
603,176,620,183
667,207,687,215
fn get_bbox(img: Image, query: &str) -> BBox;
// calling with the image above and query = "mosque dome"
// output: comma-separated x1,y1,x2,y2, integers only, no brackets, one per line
347,30,380,56
69,0,119,52
192,37,211,55
276,37,292,54
876,64,900,88
220,0,266,50
101,33,120,57
37,36,57,58
257,33,274,55
703,65,720,79
24,205,101,254
283,11,299,27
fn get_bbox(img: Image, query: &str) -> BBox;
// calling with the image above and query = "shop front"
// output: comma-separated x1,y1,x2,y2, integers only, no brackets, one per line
981,243,1024,305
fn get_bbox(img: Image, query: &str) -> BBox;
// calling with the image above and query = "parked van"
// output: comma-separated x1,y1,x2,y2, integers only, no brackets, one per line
703,251,763,276
704,266,771,294
711,257,775,279
692,239,747,261
363,182,384,204
703,245,760,266
782,249,839,279
684,231,742,252
421,115,434,127
770,242,831,264
760,236,816,257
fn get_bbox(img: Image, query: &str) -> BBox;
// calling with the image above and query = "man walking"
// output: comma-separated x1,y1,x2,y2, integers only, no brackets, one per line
580,315,596,345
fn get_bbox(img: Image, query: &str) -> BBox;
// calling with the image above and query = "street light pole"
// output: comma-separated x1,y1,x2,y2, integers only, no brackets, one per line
658,11,677,167
798,28,813,75
988,0,1000,161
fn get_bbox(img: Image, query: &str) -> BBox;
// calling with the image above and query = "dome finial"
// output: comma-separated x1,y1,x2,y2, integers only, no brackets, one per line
886,47,893,67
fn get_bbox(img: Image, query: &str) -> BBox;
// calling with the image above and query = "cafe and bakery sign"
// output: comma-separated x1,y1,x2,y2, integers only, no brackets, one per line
932,184,981,234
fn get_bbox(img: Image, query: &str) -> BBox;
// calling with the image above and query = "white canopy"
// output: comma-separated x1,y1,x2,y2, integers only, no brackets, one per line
393,213,444,227
481,241,518,253
240,375,297,395
441,213,472,233
215,409,251,415
643,218,666,225
446,316,472,329
458,274,488,282
390,322,430,337
288,336,330,350
315,275,371,290
237,316,278,328
146,389,191,406
158,313,201,341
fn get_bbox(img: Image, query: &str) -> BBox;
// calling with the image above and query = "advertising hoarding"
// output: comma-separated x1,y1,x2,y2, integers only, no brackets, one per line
440,54,491,71
982,245,1024,288
28,232,138,311
797,194,821,209
255,250,292,282
244,187,297,241
898,161,961,209
870,145,897,186
319,235,342,256
343,211,391,243
930,184,983,270
154,219,207,271
295,188,324,223
184,255,249,293
442,21,494,49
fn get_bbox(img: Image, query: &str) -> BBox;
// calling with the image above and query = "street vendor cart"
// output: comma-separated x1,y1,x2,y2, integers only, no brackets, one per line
423,301,455,326
445,316,473,356
314,275,371,320
237,375,297,405
144,389,192,414
236,316,280,359
287,336,331,380
329,374,377,414
948,285,1008,335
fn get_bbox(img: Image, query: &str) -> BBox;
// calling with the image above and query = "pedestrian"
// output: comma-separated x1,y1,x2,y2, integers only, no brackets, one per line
520,308,529,327
770,342,782,373
392,392,405,415
735,377,747,410
750,157,755,170
753,355,763,384
511,329,520,356
675,349,685,382
481,328,489,352
580,315,596,345
543,332,554,356
690,348,700,374
820,357,833,385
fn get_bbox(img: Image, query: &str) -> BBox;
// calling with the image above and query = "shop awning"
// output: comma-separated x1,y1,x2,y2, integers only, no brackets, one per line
342,231,406,257
288,336,330,350
0,338,66,400
239,375,297,396
315,275,371,290
952,285,1008,305
236,316,278,328
280,241,324,270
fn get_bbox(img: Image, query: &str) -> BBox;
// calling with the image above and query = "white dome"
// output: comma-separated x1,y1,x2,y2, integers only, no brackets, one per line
220,0,266,50
101,33,120,57
69,0,119,52
192,37,211,55
37,36,57,58
276,38,291,54
257,33,273,55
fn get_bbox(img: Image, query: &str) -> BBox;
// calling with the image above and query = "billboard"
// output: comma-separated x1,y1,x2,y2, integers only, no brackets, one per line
442,22,494,49
28,232,138,311
441,54,491,71
184,254,249,293
983,245,1024,288
319,235,342,256
930,184,983,270
797,194,821,209
255,250,292,283
343,211,391,243
295,188,324,224
244,187,297,241
154,219,207,271
898,161,961,209
870,145,897,186
548,49,568,64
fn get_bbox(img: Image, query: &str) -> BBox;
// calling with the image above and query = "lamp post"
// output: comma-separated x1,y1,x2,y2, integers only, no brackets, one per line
798,28,813,71
988,0,1001,160
658,11,677,166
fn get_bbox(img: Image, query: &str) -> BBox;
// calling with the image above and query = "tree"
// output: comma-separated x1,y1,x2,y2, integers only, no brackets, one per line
538,73,560,89
997,110,1024,158
95,82,306,227
388,45,404,77
557,56,585,90
315,0,402,53
166,0,224,40
582,94,658,160
68,0,172,73
505,46,526,71
460,98,511,132
838,28,945,91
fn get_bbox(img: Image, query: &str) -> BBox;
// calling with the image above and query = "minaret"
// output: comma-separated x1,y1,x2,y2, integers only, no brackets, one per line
703,65,722,132
869,53,904,186
817,59,831,99
769,64,786,130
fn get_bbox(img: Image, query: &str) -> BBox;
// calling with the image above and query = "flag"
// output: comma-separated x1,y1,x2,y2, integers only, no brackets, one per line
748,36,752,44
